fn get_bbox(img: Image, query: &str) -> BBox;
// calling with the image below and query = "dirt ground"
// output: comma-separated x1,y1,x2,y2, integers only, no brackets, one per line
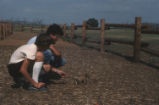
0,32,159,105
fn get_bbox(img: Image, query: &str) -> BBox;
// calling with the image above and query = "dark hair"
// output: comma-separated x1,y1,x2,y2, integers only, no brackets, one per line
35,33,54,47
46,24,63,36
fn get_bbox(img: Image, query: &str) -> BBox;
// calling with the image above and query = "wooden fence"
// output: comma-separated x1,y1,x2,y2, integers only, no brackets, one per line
17,25,48,33
0,22,13,40
62,17,154,62
2,19,158,62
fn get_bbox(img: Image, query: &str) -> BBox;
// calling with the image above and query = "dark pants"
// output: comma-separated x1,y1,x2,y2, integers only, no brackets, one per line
8,61,33,85
39,69,62,83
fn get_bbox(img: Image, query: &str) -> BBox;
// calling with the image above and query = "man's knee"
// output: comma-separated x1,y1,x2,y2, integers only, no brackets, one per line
43,49,52,57
36,52,44,62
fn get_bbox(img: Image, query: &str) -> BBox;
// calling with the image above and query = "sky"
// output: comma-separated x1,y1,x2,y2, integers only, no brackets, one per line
0,0,159,25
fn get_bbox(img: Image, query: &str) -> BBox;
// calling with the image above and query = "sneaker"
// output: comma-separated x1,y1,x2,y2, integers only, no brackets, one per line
11,83,21,88
27,86,48,91
11,78,26,89
27,86,39,91
39,87,49,91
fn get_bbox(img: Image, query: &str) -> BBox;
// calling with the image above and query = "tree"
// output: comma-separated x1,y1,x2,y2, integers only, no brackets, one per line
86,18,98,27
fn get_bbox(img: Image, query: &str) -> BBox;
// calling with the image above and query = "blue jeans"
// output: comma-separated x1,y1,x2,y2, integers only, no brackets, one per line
43,49,66,67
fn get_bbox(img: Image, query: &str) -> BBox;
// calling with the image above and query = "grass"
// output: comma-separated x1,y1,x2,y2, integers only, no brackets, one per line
65,28,159,63
68,28,159,42
13,25,159,52
11,26,159,68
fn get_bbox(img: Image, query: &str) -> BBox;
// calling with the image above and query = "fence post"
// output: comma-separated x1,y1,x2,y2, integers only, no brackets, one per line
11,23,13,34
5,24,7,38
30,26,33,33
10,23,12,35
1,24,3,40
60,24,63,29
2,24,6,40
71,23,75,43
0,24,2,40
63,24,67,38
6,24,9,37
41,26,43,33
45,25,50,30
82,21,86,45
100,19,105,53
21,24,24,32
8,23,10,36
134,17,142,62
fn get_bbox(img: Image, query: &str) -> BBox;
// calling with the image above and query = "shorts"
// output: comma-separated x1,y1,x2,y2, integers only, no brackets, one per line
8,61,34,83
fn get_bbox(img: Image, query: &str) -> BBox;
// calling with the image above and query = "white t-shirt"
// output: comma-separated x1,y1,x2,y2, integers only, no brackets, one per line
9,44,37,64
27,36,37,44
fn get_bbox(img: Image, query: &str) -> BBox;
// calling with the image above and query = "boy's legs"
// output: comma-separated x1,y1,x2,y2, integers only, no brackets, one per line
8,61,34,89
8,61,26,88
32,51,44,83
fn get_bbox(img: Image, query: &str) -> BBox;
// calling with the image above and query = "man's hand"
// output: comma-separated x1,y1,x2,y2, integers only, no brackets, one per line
50,44,61,56
57,70,66,78
52,68,66,78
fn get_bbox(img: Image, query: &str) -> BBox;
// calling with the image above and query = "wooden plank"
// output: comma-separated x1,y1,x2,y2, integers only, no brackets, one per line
71,23,75,43
63,24,67,38
106,24,135,28
87,38,148,47
87,27,100,30
105,38,148,47
82,21,86,45
134,17,142,62
105,23,148,29
100,19,105,52
21,24,24,32
142,48,159,57
2,24,6,39
41,26,44,32
30,26,33,33
0,24,2,40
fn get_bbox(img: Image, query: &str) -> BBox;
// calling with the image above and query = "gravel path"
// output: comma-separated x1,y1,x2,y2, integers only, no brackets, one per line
0,32,159,105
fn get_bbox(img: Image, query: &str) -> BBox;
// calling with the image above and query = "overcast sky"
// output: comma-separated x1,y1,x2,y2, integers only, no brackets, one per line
0,0,159,25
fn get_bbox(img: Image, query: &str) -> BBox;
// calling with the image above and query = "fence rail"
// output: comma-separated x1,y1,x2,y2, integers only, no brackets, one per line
62,17,158,62
13,24,48,33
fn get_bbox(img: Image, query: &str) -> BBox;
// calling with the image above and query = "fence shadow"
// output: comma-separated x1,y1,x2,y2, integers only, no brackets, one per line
71,40,159,70
63,37,159,70
140,60,159,70
107,49,159,70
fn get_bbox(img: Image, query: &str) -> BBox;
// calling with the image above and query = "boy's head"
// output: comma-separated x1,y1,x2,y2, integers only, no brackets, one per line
46,24,63,41
35,33,54,51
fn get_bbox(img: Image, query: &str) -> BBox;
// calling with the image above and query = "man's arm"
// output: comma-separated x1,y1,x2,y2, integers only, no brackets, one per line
49,44,61,56
52,67,66,78
20,58,45,88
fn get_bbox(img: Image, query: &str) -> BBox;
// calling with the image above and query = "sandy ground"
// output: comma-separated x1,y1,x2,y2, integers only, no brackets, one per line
0,32,159,105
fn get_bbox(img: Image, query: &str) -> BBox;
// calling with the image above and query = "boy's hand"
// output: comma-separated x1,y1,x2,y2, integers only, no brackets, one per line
34,82,45,88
